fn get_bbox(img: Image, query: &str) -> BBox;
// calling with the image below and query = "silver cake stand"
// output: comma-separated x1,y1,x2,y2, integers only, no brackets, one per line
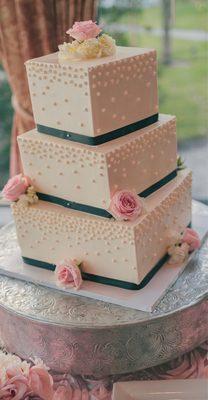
0,201,207,378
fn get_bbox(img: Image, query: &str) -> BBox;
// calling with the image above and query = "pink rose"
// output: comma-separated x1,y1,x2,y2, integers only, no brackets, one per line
53,385,89,400
182,228,201,252
0,367,28,400
2,174,30,202
66,20,101,41
154,348,207,380
109,190,143,221
53,385,73,399
28,366,54,400
90,384,111,400
55,259,83,289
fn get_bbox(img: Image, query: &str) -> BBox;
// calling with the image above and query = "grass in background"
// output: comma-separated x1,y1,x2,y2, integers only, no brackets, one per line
111,0,208,31
128,33,208,141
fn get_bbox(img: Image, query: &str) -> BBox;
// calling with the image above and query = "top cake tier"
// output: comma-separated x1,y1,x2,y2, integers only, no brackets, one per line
25,47,158,144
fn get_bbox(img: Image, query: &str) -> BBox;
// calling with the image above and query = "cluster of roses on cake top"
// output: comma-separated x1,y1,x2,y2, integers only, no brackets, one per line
58,20,116,61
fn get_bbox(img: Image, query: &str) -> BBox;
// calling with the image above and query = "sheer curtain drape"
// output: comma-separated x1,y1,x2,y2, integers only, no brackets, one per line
0,0,97,176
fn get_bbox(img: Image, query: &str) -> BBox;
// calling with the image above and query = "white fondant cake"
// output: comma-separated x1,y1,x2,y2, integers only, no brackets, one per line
4,21,198,290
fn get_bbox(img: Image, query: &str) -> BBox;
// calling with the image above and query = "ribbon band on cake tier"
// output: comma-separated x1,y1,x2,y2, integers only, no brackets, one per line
22,253,169,290
37,113,159,145
37,169,178,219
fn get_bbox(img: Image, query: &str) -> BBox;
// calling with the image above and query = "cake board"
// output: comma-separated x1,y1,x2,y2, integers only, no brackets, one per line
0,200,207,377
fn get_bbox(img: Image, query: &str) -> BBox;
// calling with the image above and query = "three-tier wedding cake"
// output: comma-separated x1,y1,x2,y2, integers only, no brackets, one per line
3,21,200,291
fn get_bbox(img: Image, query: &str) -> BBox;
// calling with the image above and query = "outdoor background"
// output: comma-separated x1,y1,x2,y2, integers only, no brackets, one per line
0,0,208,201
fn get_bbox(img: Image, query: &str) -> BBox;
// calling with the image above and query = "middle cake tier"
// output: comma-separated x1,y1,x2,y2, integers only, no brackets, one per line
18,114,177,216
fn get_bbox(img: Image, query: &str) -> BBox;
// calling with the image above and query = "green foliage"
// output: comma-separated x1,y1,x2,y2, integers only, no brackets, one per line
158,39,207,141
118,31,208,141
111,31,130,46
173,0,208,31
106,0,208,31
99,1,143,24
0,68,12,187
177,155,185,170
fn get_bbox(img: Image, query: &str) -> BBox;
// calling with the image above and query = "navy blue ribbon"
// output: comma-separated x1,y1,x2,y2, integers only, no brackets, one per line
22,253,169,291
37,169,177,219
37,114,158,146
37,193,112,218
22,222,191,291
139,169,177,198
82,253,170,290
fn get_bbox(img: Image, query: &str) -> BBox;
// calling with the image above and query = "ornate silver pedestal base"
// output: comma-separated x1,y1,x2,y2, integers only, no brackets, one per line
0,201,207,378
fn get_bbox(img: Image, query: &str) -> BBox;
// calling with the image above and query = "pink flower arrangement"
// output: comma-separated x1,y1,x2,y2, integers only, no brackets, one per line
109,190,144,221
0,367,28,400
90,384,112,400
182,227,201,252
167,227,201,265
0,354,53,400
2,174,30,202
28,366,54,400
151,347,208,380
66,20,101,42
55,259,83,289
53,385,90,399
0,341,208,400
53,386,72,400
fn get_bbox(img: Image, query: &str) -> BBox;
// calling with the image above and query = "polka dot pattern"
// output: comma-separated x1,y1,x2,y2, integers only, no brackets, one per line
12,171,192,284
26,60,92,134
89,50,158,136
26,48,158,137
18,116,177,210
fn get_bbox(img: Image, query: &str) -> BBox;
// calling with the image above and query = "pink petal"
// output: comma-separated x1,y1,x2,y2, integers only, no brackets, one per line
81,388,89,400
72,388,82,400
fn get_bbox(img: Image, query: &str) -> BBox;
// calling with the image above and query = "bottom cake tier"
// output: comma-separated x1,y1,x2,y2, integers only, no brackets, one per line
12,169,192,290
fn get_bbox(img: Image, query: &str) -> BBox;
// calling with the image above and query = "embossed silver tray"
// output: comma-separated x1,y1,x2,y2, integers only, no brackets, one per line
0,201,207,378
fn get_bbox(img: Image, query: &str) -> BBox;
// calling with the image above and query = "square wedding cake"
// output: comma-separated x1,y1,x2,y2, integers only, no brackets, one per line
3,21,200,291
